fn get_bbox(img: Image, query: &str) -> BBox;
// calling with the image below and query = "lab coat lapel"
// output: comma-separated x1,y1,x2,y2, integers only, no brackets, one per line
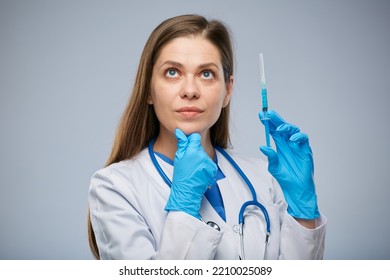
215,150,254,226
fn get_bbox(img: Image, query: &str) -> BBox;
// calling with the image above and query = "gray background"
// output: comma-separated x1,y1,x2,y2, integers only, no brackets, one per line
1,0,389,259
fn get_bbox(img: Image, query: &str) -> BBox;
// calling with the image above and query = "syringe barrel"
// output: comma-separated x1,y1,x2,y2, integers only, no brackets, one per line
261,87,268,109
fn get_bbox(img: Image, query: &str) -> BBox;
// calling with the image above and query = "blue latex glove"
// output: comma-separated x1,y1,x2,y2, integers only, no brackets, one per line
258,110,320,220
165,128,217,219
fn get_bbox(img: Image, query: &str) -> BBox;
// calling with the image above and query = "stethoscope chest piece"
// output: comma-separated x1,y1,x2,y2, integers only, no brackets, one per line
206,221,221,231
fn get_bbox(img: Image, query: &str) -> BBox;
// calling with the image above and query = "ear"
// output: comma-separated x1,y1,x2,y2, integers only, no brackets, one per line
222,75,234,108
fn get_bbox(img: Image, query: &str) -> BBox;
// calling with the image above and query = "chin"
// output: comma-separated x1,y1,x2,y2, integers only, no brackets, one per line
177,128,200,136
176,125,208,137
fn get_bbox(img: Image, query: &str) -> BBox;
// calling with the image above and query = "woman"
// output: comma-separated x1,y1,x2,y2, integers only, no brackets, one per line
88,14,327,260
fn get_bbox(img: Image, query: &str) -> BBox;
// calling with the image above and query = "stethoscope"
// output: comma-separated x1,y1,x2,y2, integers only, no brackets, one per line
148,139,271,260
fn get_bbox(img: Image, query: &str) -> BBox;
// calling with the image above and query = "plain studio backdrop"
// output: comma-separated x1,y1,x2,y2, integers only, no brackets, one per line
1,0,389,259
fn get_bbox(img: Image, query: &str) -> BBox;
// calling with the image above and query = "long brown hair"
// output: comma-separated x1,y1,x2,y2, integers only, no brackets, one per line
88,14,235,259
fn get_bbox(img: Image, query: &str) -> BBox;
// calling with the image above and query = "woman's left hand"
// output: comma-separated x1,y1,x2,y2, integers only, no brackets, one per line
258,110,320,220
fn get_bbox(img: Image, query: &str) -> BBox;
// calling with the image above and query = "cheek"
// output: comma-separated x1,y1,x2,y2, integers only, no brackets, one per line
209,87,228,109
205,90,227,122
150,82,174,106
150,85,176,126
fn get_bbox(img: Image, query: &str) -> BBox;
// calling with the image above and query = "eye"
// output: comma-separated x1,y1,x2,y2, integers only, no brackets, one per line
165,68,179,78
201,70,214,80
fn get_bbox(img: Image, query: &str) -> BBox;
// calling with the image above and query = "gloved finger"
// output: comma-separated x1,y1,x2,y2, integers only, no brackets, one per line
274,123,300,139
258,110,271,124
258,111,275,135
188,133,217,185
258,110,286,133
267,110,287,128
258,111,269,122
187,133,205,154
289,132,313,157
187,133,202,149
289,132,309,143
259,146,279,173
175,128,188,159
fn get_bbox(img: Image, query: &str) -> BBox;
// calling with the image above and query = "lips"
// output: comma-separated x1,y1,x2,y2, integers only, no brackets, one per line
176,106,204,117
177,106,203,113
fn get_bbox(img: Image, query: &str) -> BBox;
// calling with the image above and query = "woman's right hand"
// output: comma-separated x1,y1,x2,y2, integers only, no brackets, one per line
165,128,217,219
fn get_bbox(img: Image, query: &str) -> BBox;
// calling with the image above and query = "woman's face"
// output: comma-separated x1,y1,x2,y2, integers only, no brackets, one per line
149,35,233,140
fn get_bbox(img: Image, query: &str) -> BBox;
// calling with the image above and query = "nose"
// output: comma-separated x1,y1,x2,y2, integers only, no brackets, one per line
180,76,199,99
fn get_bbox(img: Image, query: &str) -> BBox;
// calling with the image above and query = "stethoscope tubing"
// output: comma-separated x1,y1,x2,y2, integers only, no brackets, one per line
148,138,172,186
214,147,271,233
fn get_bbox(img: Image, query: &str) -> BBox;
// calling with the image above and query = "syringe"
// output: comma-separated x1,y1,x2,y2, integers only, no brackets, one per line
259,53,271,147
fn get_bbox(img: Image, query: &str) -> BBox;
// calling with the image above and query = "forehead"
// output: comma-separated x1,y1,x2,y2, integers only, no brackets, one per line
156,36,222,66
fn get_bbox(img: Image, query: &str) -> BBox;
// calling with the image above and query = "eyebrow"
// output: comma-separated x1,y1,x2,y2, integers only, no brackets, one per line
158,60,220,71
199,62,220,70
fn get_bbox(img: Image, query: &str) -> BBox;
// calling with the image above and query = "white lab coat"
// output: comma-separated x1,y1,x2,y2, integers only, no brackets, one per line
89,148,327,260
